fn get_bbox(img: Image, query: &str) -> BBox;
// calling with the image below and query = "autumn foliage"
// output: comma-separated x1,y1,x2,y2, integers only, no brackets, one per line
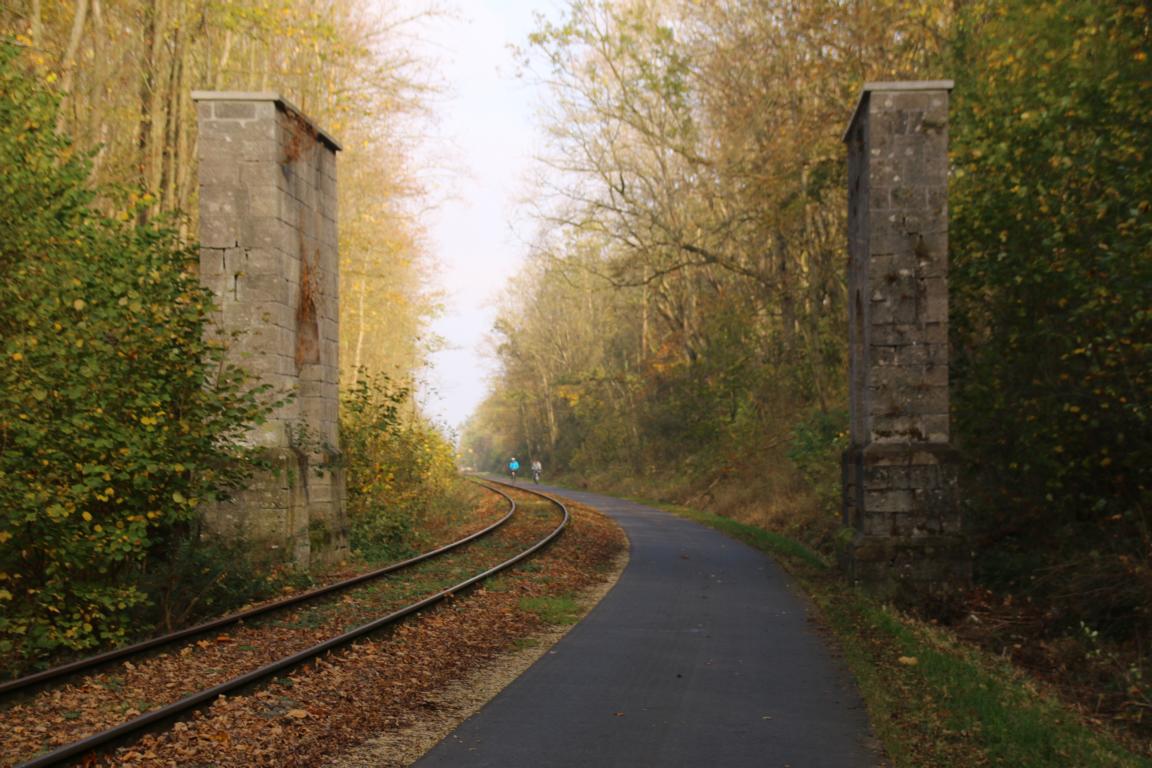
465,0,951,539
949,0,1147,621
340,374,460,561
950,0,1151,710
1,0,445,673
0,43,274,667
467,0,1151,729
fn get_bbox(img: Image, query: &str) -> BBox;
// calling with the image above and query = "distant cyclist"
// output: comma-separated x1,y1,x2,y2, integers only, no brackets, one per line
530,458,543,484
508,457,520,481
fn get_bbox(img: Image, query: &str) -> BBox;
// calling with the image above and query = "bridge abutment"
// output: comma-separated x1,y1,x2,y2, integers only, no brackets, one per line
193,91,348,567
840,82,971,595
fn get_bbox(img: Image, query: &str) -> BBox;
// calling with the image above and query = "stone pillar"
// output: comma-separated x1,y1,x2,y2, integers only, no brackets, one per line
193,92,347,566
840,81,971,594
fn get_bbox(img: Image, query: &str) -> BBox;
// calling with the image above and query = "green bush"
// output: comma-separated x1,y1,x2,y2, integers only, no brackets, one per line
0,41,273,670
951,0,1151,638
787,408,849,513
135,533,308,633
340,373,459,561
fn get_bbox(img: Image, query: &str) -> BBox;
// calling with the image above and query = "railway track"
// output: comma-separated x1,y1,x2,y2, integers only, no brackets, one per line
2,480,569,768
0,481,517,701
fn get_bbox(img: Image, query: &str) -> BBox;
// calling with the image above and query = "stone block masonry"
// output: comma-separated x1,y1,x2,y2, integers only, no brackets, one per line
840,82,971,595
193,92,348,567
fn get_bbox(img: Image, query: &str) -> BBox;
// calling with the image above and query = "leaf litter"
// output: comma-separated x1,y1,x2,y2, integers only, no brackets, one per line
1,491,626,768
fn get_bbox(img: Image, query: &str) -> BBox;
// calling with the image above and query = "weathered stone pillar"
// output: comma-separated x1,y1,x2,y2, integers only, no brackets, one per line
193,91,347,566
840,81,971,594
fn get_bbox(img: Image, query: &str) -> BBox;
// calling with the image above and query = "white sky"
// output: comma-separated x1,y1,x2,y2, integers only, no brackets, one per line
399,0,566,434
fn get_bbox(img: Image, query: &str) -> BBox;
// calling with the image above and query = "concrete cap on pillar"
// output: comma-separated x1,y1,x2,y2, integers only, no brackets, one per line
843,80,955,143
191,91,342,152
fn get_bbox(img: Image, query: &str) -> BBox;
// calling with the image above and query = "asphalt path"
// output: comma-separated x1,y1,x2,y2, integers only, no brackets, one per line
413,483,878,768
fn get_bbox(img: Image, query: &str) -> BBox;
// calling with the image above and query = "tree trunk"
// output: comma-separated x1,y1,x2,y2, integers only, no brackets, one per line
350,272,369,386
641,279,649,360
147,0,168,204
539,367,558,451
213,29,233,90
775,232,796,347
85,0,106,173
174,10,194,235
137,0,165,218
30,0,43,49
161,0,185,216
56,0,90,133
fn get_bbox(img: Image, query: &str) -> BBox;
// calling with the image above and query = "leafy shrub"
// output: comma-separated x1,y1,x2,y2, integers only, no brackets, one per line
0,42,273,670
340,373,458,561
787,408,849,514
951,0,1151,639
134,532,309,633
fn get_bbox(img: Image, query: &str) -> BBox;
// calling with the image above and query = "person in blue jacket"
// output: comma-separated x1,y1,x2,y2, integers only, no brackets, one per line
508,457,520,480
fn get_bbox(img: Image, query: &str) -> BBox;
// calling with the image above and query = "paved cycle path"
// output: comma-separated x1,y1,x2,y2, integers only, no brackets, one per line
414,485,878,768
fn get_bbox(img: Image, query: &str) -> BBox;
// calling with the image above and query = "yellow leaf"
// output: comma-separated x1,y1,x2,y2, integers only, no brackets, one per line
286,709,309,719
73,299,86,311
898,656,919,666
82,511,92,522
0,589,12,601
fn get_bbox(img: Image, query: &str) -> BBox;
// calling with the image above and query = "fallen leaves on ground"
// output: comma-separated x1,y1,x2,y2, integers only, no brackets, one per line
0,490,626,768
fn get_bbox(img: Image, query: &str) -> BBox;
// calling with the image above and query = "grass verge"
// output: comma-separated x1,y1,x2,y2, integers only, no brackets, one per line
643,499,1151,768
518,595,583,626
643,500,830,570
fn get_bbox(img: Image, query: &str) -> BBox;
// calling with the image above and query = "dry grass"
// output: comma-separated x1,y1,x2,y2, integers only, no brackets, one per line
564,456,840,556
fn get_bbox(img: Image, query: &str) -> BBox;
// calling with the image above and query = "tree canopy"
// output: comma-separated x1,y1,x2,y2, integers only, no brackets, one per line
465,0,1151,709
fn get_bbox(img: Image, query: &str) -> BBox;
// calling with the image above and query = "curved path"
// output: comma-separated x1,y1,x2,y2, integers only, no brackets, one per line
414,485,878,768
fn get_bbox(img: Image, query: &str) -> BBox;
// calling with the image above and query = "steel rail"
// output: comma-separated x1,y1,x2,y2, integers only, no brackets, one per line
13,484,569,768
0,480,516,699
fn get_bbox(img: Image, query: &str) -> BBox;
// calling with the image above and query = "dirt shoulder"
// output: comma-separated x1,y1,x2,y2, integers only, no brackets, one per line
328,508,628,768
